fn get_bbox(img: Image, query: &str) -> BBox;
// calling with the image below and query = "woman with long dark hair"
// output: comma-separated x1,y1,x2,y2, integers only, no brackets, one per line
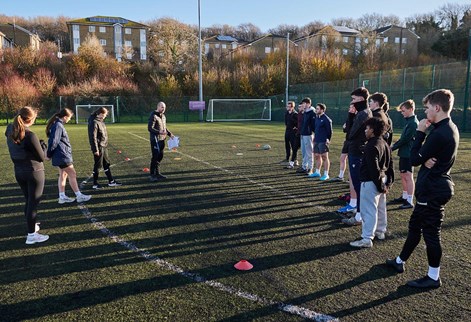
5,106,49,244
46,108,91,204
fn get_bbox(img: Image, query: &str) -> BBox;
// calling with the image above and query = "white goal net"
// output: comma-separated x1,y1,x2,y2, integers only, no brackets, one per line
75,104,115,124
206,99,271,122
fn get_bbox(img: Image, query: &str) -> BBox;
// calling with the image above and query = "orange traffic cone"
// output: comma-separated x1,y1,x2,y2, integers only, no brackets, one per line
124,157,130,161
143,167,150,172
234,259,253,271
256,144,260,148
117,150,122,154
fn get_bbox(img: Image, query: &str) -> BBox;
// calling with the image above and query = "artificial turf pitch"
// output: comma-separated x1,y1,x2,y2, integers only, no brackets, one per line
1,122,470,321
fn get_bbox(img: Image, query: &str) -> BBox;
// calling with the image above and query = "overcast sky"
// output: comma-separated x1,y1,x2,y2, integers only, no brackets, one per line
2,0,470,31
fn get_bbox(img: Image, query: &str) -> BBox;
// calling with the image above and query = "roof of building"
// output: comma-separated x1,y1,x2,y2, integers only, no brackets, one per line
216,35,238,42
67,16,148,28
331,26,360,34
374,25,420,39
0,23,38,37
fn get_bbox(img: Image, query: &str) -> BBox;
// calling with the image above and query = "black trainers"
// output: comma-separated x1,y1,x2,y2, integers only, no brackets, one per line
108,180,122,187
385,258,404,273
399,202,414,209
390,196,406,204
92,184,103,190
407,275,441,289
149,175,159,182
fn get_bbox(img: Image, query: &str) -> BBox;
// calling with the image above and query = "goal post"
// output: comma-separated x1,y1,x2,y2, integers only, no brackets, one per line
75,104,115,124
206,99,271,122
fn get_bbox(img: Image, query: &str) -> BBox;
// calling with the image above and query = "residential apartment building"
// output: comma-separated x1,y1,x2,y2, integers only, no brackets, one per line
0,23,40,50
66,16,149,61
232,34,295,59
374,25,420,58
295,26,362,56
204,35,239,60
0,31,13,50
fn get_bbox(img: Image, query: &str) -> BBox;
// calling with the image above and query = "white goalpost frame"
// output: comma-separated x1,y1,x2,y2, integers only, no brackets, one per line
206,99,271,122
75,104,115,124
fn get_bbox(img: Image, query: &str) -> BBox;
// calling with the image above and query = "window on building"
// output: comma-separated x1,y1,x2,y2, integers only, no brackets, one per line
125,40,132,47
343,36,349,43
222,44,227,49
99,26,106,33
126,53,132,59
343,49,348,55
73,25,79,31
401,49,406,54
141,53,147,60
402,37,408,44
125,28,131,34
232,43,237,49
100,39,106,46
265,47,271,54
74,38,80,44
204,43,209,54
395,37,400,44
364,38,368,44
384,37,388,43
355,37,361,43
215,44,220,48
375,39,381,47
89,26,95,32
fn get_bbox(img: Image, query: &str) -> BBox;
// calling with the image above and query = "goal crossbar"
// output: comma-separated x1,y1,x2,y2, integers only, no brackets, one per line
75,104,115,124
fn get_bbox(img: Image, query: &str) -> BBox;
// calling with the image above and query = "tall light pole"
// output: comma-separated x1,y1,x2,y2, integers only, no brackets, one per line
463,29,471,132
285,33,290,107
197,0,204,121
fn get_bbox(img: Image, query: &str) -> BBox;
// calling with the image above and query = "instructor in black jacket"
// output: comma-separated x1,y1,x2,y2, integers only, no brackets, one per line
386,89,459,289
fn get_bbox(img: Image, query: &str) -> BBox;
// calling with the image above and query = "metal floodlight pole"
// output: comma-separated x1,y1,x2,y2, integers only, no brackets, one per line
198,0,204,121
463,29,471,132
285,32,290,107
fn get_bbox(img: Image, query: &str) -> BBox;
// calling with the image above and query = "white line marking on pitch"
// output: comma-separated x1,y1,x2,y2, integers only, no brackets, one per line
76,203,338,322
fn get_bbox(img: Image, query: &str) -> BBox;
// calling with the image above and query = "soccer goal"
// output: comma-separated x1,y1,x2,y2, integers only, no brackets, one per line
206,99,271,122
75,104,115,124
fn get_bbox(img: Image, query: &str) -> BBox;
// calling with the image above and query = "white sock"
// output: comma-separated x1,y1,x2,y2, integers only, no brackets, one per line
354,212,362,222
324,171,329,177
402,191,408,199
350,198,357,208
75,191,82,197
315,169,320,174
428,266,440,281
59,192,66,198
339,170,345,178
396,256,404,264
407,194,414,204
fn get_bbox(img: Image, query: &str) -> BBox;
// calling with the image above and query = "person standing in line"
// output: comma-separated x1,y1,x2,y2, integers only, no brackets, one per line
390,100,419,209
342,87,372,226
349,117,394,248
88,107,121,189
386,89,459,289
5,106,49,244
282,101,299,169
46,108,91,204
308,103,332,181
336,104,358,215
293,103,304,171
148,101,174,182
368,92,392,144
296,97,315,175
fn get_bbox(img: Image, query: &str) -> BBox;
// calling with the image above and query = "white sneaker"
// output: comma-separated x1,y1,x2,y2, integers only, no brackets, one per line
375,232,386,240
25,233,49,245
58,196,75,204
76,194,92,203
350,238,373,248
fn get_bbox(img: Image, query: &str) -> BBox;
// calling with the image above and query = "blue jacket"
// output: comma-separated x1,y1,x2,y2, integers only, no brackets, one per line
47,119,73,166
314,113,332,143
300,107,315,136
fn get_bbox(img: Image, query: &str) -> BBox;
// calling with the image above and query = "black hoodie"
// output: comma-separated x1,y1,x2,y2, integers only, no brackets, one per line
348,101,372,156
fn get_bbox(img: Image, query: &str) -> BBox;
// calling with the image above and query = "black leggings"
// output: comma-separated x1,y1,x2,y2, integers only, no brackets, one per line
150,140,165,175
93,147,113,184
15,170,45,234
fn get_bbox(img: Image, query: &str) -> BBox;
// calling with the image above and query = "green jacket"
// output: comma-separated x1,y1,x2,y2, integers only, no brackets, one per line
391,115,419,158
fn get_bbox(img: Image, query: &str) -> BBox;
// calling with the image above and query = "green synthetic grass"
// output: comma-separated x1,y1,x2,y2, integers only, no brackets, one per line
1,122,470,321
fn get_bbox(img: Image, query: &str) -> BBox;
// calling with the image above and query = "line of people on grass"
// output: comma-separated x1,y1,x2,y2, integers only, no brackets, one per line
282,88,459,288
6,102,172,245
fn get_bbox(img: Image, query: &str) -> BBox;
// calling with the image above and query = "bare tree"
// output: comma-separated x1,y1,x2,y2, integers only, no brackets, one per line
234,23,262,41
267,24,301,38
436,3,471,31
